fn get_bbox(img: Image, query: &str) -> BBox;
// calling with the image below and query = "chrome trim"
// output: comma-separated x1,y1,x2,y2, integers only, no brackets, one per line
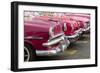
84,23,88,28
49,26,54,37
36,49,60,56
67,33,79,39
75,28,83,34
66,28,83,43
24,36,43,40
48,33,64,41
71,23,74,31
82,26,90,32
66,34,79,43
64,23,67,31
43,35,65,46
24,46,30,61
83,22,90,32
86,22,90,26
36,37,70,56
67,28,82,39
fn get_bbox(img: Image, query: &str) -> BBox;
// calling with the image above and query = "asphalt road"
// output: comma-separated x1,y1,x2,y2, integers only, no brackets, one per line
32,33,90,61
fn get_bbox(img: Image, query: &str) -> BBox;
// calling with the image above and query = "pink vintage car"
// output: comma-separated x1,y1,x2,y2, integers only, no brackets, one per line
35,15,82,43
24,19,70,61
65,12,90,19
65,14,90,33
60,19,82,42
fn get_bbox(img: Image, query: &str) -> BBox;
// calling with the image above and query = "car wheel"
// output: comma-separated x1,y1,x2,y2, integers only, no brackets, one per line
24,44,36,62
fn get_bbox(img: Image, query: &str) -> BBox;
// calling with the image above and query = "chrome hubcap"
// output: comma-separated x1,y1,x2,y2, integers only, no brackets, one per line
24,47,30,61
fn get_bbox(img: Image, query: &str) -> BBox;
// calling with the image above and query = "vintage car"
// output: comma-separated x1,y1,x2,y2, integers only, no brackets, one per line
60,19,82,42
65,13,90,19
24,19,70,61
65,14,90,33
35,15,82,43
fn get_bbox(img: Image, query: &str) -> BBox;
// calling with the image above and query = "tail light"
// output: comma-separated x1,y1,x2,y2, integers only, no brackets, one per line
84,22,89,29
70,23,74,31
49,25,54,38
86,22,90,26
77,21,81,27
63,23,67,31
49,21,63,38
49,20,59,38
78,21,84,28
73,22,79,30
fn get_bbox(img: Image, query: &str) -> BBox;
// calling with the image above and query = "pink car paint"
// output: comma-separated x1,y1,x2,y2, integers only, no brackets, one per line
65,14,90,32
24,19,70,56
65,12,90,19
34,15,82,43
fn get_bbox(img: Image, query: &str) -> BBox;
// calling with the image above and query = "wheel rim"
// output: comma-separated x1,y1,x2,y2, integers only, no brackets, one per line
24,47,30,61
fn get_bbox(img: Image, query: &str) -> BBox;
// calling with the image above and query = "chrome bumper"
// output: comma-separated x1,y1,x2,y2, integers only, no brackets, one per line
36,47,64,56
36,35,70,56
42,35,65,46
82,26,90,32
67,28,82,39
75,28,83,35
82,22,90,32
67,34,79,43
67,33,79,39
66,28,82,43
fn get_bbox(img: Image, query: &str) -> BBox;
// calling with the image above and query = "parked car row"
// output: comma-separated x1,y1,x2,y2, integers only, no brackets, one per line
24,12,90,61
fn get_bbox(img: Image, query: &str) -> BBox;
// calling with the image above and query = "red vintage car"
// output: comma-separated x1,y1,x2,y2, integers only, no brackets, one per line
35,15,82,43
24,19,70,61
